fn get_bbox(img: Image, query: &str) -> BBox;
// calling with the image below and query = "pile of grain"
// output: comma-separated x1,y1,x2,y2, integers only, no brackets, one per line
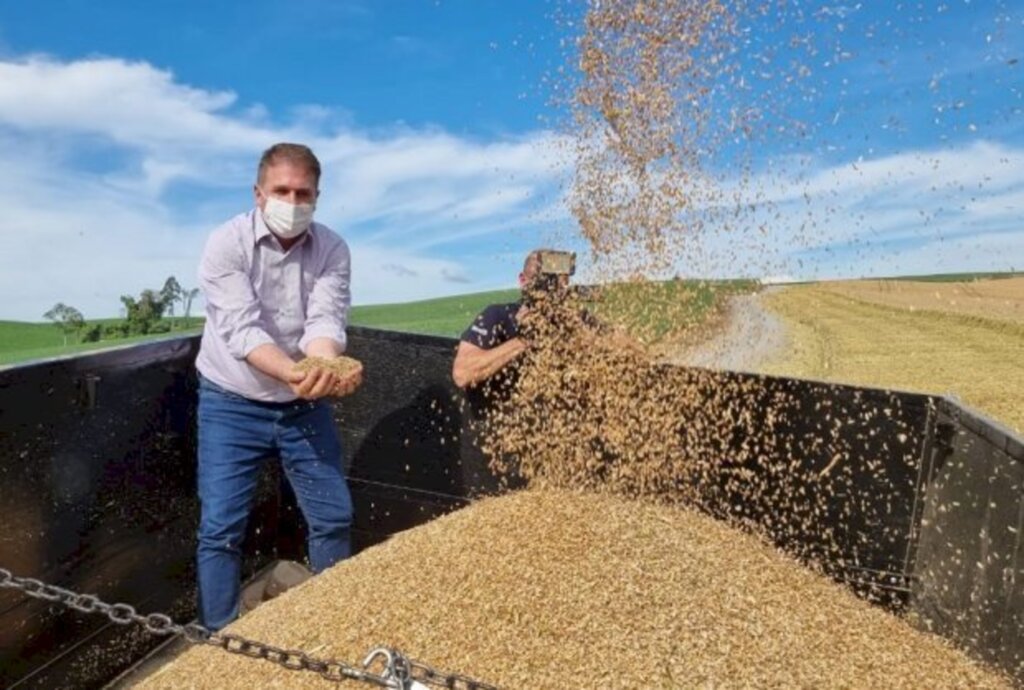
137,489,1007,689
294,355,362,378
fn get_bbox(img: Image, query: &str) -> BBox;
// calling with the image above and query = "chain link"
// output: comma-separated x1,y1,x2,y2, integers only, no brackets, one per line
0,567,498,689
409,658,500,690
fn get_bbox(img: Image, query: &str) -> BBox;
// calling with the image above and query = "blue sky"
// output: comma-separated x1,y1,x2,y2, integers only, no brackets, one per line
0,1,1020,320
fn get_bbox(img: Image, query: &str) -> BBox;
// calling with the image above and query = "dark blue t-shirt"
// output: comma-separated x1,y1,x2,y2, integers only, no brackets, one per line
460,300,601,350
458,302,523,415
458,300,603,417
460,302,521,350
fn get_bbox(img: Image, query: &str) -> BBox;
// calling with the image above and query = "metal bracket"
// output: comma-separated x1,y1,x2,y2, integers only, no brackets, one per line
78,373,101,410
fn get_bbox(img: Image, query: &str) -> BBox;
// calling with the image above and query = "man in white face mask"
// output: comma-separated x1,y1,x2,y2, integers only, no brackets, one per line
194,142,362,630
256,165,317,242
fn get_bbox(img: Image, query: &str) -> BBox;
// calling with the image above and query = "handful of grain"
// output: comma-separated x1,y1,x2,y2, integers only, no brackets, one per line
137,489,1009,689
294,355,362,378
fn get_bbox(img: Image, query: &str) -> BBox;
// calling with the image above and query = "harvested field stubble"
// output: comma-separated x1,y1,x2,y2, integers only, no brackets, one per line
822,278,1024,325
762,284,1024,432
138,490,1010,689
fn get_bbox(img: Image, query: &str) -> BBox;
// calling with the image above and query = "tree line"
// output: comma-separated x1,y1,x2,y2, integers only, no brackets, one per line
43,277,201,345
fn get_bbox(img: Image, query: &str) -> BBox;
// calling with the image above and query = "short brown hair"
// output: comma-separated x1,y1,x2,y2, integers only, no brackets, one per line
257,143,321,186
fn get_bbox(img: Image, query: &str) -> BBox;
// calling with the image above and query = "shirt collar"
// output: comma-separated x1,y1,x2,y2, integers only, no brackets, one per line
253,208,274,243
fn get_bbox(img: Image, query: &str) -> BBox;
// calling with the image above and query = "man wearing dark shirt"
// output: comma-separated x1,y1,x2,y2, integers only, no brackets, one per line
451,250,556,392
452,301,528,389
451,248,603,418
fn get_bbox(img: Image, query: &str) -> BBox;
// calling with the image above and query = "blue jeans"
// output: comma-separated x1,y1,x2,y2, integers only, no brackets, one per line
196,376,353,630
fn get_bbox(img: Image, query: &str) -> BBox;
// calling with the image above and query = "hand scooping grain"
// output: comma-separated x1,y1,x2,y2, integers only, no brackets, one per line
294,355,364,397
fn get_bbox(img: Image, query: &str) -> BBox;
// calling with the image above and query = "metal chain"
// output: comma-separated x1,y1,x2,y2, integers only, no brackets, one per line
0,567,498,690
408,658,500,689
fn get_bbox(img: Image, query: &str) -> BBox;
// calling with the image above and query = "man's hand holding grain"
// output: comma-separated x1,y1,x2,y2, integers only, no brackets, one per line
291,356,364,400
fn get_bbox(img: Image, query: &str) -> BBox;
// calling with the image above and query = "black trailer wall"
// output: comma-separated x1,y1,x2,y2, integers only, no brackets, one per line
334,328,501,551
0,339,207,687
910,400,1024,680
0,331,492,688
1,329,1022,686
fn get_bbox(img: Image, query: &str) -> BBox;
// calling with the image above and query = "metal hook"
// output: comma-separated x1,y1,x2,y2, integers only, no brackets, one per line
362,646,421,689
363,646,395,670
363,647,405,688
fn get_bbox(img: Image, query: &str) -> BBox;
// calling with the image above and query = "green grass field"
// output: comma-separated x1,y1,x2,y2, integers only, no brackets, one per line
0,294,523,367
347,280,755,339
593,279,757,341
348,289,520,337
0,281,758,367
0,318,203,366
2,272,1014,366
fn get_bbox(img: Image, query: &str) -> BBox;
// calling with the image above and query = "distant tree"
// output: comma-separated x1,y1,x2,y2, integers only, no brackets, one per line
81,323,102,343
120,289,167,335
160,276,183,321
104,321,130,339
182,287,201,323
43,303,85,346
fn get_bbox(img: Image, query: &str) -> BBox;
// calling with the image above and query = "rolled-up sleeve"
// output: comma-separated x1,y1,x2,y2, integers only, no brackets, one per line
299,238,351,353
199,229,275,360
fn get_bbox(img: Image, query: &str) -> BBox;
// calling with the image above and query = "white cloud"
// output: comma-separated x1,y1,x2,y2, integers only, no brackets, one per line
680,140,1024,280
0,55,571,320
761,274,799,285
0,56,267,150
0,52,1019,322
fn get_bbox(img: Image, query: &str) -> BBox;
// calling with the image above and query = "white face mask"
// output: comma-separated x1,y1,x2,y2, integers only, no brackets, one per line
261,193,315,239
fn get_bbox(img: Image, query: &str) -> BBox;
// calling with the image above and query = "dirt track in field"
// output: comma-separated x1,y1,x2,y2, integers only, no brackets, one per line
665,289,788,372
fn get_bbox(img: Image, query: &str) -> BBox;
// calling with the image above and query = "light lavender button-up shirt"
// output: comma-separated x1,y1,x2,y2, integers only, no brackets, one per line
195,209,351,402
